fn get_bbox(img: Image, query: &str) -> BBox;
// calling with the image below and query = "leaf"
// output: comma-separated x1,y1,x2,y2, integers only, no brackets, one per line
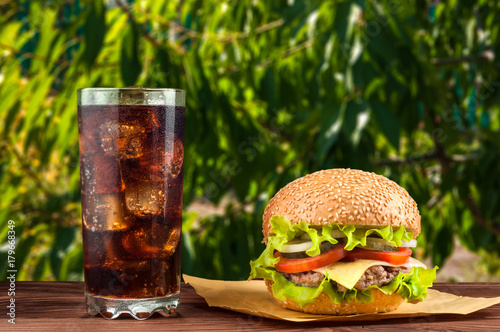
49,226,77,280
364,77,384,99
0,210,11,242
120,22,142,86
440,165,459,195
316,99,345,160
333,2,357,45
348,35,363,65
0,21,22,46
59,244,84,281
29,7,58,74
460,219,493,252
33,256,49,281
431,226,454,267
83,0,106,69
0,189,19,240
2,101,21,139
342,99,371,148
282,1,306,26
467,87,476,126
55,95,78,157
371,101,400,150
0,64,22,124
157,47,173,86
260,68,277,111
20,73,54,138
181,231,195,276
0,229,36,281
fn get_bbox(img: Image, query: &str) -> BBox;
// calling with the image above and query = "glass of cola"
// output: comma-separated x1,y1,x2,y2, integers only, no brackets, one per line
77,87,185,319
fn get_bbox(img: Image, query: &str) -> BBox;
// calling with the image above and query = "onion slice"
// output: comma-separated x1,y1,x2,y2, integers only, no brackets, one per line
400,239,417,248
281,239,313,253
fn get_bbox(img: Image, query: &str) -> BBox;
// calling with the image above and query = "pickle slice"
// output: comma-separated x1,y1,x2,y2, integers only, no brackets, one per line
281,241,340,259
361,237,398,251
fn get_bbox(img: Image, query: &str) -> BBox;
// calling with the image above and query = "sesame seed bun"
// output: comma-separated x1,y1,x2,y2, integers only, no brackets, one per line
262,168,420,242
265,279,405,315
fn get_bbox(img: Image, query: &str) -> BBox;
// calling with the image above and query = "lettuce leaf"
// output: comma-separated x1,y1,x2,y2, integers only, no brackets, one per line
250,215,414,276
342,223,414,250
249,215,437,307
253,263,438,307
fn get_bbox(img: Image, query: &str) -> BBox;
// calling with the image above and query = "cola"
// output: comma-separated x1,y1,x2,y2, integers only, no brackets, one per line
78,103,184,300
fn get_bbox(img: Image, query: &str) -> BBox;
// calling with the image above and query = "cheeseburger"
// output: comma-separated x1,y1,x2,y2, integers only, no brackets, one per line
249,168,437,315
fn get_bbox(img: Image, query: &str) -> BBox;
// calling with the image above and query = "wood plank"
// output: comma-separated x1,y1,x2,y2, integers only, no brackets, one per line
0,282,499,331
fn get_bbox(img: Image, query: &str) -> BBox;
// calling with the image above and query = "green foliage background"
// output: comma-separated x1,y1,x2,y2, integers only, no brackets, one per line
1,0,500,281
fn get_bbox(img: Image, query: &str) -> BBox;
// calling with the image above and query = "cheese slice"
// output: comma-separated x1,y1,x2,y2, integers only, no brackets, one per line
313,257,428,290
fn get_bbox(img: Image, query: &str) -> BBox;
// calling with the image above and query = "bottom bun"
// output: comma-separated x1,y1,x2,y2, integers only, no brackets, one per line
265,279,404,315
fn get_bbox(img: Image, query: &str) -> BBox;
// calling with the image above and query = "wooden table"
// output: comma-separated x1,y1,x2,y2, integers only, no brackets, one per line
0,282,499,331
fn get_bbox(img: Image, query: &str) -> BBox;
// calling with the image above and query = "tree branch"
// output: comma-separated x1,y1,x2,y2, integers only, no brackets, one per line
115,0,186,55
169,18,284,42
0,42,72,70
116,1,284,45
376,106,481,167
224,39,314,74
427,108,453,172
375,152,438,166
431,50,494,66
374,152,478,167
465,196,500,238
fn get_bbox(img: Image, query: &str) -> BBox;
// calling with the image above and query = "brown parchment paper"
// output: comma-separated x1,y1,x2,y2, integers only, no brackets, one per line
183,274,500,322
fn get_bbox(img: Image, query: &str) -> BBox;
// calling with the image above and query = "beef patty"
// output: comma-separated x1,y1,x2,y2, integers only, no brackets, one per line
280,265,411,291
280,270,325,288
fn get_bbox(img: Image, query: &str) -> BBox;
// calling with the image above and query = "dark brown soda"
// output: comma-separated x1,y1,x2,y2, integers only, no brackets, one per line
78,104,184,298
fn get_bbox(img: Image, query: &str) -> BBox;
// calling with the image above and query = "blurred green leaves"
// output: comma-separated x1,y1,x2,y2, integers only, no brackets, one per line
83,0,106,69
372,101,400,150
0,0,500,282
121,22,142,86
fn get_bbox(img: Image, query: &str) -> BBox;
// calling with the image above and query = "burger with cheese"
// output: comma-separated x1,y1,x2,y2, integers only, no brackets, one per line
249,168,437,315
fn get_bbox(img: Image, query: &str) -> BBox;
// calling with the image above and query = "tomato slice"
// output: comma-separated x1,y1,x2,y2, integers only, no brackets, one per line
343,247,412,265
275,244,347,273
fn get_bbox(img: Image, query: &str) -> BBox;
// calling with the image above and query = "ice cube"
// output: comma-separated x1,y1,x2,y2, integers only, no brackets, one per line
86,259,147,296
164,227,181,253
165,135,184,178
121,226,155,259
79,108,105,155
120,155,163,182
79,156,96,193
92,154,125,194
79,134,101,156
118,132,183,182
100,121,146,159
120,222,180,259
125,180,165,216
82,192,130,231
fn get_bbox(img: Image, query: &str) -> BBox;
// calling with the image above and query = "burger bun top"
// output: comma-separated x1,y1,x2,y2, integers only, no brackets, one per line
262,168,421,242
